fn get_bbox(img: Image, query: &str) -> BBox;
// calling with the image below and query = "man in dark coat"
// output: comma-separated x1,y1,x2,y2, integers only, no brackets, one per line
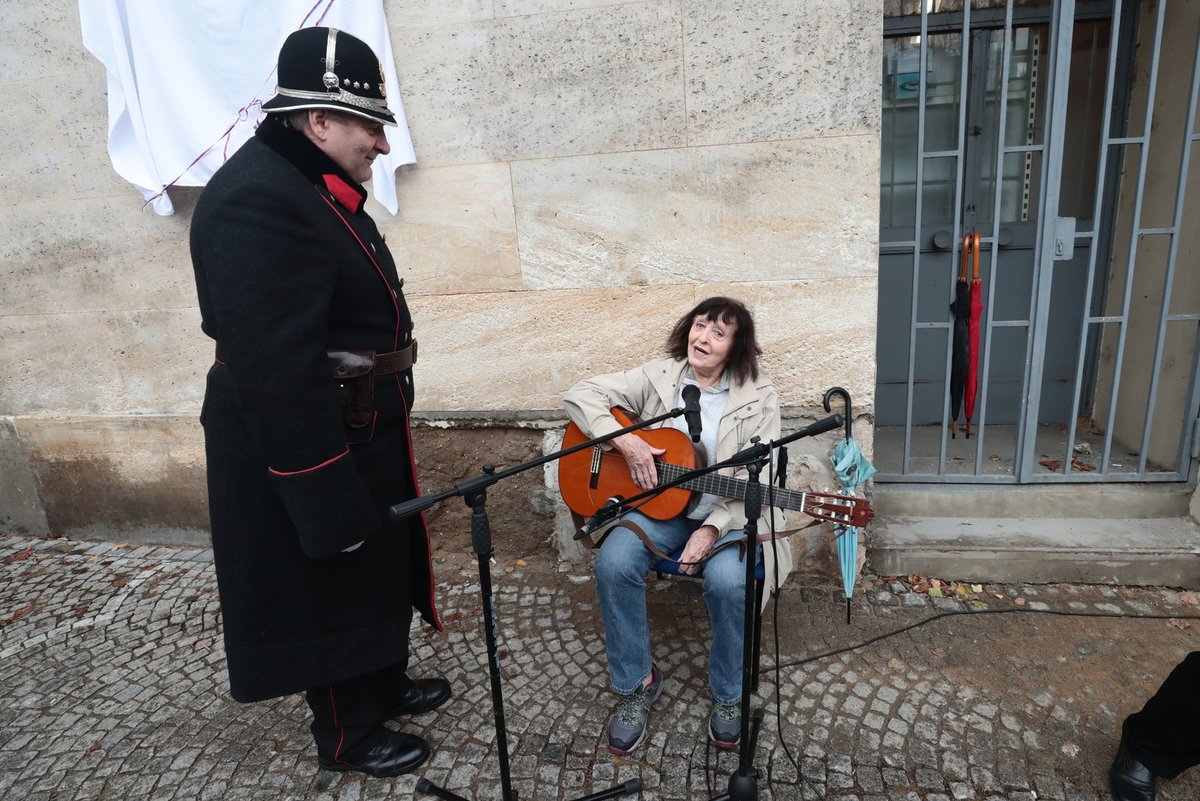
189,27,447,777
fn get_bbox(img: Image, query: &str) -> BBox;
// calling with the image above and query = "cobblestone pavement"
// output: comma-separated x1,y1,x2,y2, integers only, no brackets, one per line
3,532,1200,801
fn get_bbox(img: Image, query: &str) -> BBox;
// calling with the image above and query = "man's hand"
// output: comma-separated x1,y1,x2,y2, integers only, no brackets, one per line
612,433,666,491
679,525,719,575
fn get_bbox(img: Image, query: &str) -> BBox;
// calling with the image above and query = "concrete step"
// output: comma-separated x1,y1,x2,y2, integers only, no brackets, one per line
873,482,1195,519
867,483,1200,585
867,514,1200,587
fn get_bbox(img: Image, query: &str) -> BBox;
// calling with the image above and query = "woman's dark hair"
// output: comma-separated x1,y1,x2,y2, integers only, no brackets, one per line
666,296,761,385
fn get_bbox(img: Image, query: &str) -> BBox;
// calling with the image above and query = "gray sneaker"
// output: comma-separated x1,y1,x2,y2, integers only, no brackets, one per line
708,701,741,749
606,665,663,755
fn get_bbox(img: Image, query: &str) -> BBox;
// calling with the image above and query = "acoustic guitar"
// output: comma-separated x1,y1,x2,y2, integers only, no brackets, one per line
559,408,874,529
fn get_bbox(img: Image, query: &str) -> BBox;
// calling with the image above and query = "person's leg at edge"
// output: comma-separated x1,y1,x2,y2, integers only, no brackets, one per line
1121,650,1200,779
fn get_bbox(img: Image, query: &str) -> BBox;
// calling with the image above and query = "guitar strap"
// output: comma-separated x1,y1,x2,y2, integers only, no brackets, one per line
587,516,824,568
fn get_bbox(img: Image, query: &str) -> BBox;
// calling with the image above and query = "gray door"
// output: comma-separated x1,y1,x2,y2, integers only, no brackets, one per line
875,0,1200,484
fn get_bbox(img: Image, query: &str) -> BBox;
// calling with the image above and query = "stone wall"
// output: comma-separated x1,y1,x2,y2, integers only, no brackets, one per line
0,0,881,573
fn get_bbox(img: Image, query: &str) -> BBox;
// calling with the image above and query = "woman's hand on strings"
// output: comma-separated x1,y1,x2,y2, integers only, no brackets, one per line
612,433,666,491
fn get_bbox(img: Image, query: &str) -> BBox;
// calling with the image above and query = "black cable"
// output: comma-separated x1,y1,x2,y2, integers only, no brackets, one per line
767,606,1200,673
764,466,827,801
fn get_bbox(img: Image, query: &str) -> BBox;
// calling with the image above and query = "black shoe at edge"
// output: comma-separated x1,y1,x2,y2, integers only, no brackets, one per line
1109,742,1157,801
318,731,430,778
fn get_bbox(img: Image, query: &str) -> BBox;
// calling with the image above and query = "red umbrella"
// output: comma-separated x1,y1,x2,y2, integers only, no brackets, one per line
964,231,983,439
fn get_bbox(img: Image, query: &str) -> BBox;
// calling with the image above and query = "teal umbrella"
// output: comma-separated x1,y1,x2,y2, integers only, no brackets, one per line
823,388,876,623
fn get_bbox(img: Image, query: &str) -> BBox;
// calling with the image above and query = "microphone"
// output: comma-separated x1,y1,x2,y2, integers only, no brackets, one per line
574,497,624,540
797,414,843,439
682,384,702,443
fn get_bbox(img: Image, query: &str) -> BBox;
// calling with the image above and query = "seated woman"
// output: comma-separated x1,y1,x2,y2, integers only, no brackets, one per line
563,296,793,755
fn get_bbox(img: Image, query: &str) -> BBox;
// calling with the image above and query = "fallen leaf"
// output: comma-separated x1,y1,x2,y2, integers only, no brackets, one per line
1015,597,1027,606
1168,618,1192,630
1,601,36,627
1039,458,1063,471
971,584,983,592
1180,593,1199,606
929,587,944,598
514,559,527,567
4,547,34,564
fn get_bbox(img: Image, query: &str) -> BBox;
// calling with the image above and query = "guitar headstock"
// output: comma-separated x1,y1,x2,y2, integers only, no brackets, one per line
803,491,874,528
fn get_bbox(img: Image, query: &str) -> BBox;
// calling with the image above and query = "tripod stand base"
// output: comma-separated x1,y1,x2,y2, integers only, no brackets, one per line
709,768,760,801
710,706,765,801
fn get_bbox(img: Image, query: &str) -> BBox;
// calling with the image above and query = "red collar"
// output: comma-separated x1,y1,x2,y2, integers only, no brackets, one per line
322,174,365,214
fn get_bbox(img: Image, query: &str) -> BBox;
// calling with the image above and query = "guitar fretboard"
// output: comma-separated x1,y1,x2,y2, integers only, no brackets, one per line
656,462,807,513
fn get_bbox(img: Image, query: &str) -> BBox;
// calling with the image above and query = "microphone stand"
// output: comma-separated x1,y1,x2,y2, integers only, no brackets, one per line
389,406,695,801
708,413,844,801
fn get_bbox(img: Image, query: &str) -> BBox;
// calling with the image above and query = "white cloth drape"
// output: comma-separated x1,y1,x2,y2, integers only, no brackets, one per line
80,0,415,215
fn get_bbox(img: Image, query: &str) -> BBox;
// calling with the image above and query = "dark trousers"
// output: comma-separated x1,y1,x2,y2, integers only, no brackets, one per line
305,662,411,763
1123,650,1200,779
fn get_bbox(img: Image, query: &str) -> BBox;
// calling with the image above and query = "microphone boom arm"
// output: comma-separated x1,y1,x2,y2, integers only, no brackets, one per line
389,405,693,522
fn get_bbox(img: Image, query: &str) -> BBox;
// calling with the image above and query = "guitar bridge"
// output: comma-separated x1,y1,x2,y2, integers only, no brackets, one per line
589,445,602,490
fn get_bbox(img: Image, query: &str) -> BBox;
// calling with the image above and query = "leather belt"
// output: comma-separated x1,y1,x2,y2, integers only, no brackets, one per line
215,341,417,375
374,341,418,374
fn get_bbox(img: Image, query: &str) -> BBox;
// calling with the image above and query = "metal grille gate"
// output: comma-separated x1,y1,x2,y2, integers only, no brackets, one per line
875,0,1200,484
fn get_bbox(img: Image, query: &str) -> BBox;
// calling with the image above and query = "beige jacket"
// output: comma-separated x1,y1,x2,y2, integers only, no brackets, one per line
563,357,793,603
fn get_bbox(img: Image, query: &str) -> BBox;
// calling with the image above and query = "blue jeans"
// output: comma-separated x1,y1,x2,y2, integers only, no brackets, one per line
593,511,758,704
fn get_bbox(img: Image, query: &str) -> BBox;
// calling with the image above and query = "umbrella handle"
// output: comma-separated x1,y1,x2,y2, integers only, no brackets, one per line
822,386,853,441
972,230,981,281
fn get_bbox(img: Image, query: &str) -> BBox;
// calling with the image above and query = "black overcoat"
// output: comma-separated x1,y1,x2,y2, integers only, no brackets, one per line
190,117,439,703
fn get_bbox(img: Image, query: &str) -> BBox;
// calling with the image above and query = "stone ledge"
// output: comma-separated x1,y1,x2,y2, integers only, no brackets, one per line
868,515,1200,587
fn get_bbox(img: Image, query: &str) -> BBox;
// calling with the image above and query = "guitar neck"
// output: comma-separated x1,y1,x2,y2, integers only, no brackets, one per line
657,463,806,512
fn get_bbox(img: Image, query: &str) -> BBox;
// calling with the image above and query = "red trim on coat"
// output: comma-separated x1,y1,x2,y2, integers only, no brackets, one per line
314,190,401,350
312,189,438,629
268,447,349,476
322,174,365,214
395,372,442,632
328,684,348,764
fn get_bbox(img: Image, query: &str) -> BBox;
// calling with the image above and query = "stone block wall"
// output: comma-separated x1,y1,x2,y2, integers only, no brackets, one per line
0,0,881,575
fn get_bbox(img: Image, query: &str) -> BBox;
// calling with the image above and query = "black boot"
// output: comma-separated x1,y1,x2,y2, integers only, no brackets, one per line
1110,742,1157,801
318,730,429,777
